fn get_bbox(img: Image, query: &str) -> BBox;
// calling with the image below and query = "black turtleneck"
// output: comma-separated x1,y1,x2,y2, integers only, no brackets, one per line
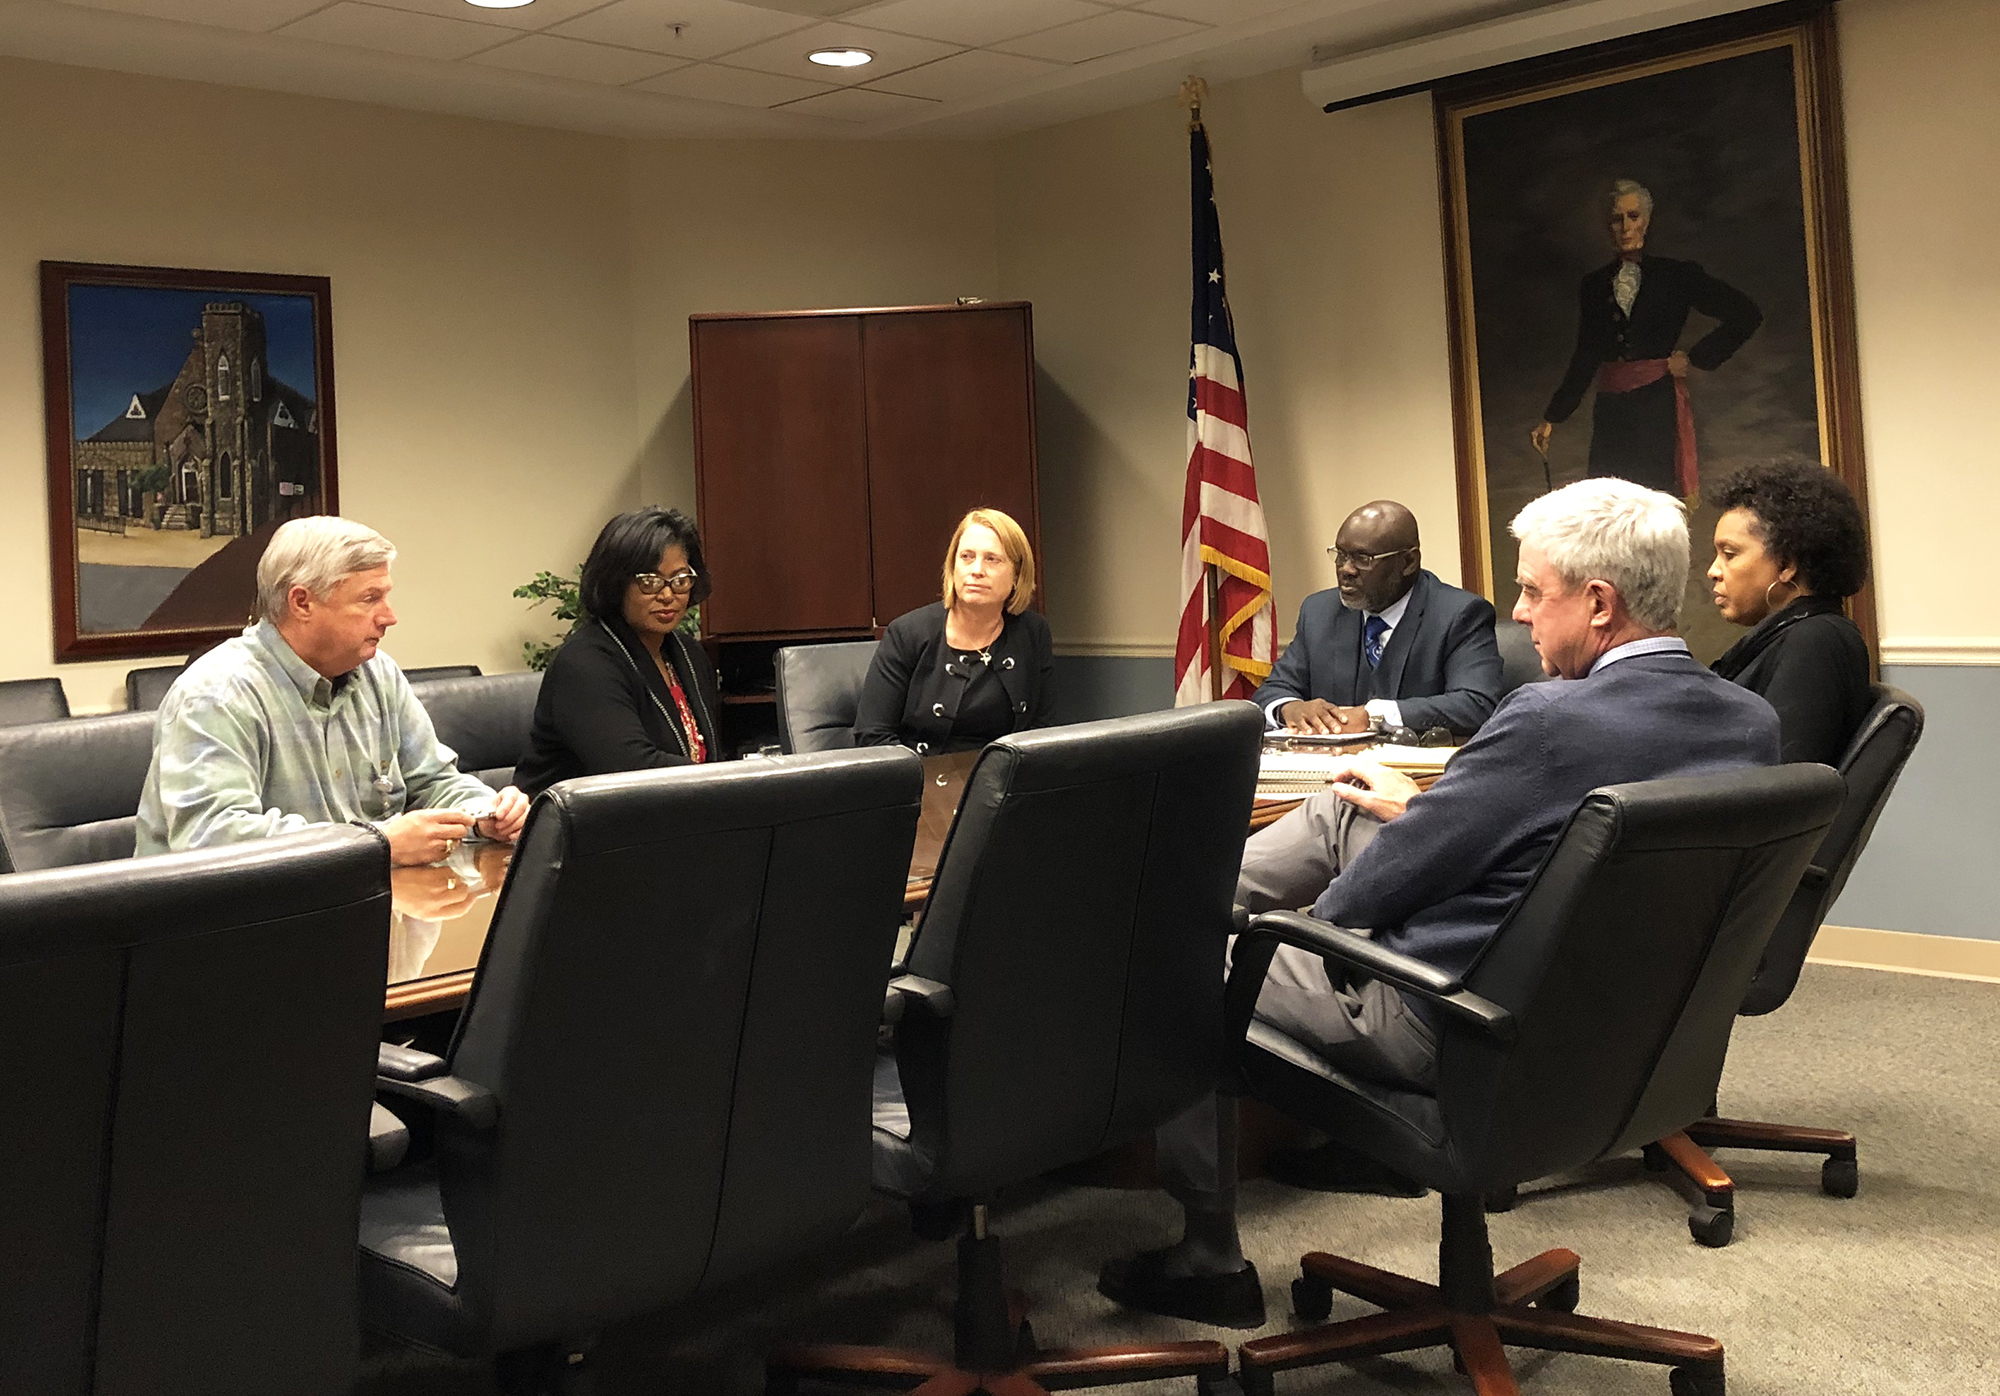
1710,594,1868,766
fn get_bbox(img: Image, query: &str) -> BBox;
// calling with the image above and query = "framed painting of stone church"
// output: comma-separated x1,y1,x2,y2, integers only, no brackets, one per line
1433,1,1875,665
41,261,338,662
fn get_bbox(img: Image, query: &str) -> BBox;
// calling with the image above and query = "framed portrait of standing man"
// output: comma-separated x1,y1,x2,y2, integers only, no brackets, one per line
1435,2,1873,663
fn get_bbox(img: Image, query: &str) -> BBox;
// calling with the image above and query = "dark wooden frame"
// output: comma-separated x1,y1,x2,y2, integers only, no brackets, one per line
1433,1,1876,663
40,260,339,662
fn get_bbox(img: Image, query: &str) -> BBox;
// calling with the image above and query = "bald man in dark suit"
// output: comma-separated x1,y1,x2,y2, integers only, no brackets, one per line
1251,501,1503,737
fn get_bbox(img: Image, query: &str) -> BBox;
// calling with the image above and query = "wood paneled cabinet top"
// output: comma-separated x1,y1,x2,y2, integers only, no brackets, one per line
690,302,1041,641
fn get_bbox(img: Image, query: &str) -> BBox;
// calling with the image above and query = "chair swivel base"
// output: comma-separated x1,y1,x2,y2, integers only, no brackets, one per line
1644,1117,1858,1248
1239,1198,1725,1396
765,1336,1233,1395
766,1226,1230,1396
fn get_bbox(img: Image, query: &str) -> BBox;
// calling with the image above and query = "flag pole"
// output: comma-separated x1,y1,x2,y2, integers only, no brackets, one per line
1182,76,1222,700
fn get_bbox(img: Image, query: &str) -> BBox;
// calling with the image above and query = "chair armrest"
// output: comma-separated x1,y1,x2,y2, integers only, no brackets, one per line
375,1043,498,1129
1232,911,1516,1045
378,1041,447,1081
885,973,954,1021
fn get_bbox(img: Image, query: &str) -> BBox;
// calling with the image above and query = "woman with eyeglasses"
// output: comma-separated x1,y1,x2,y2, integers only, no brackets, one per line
514,506,723,797
853,507,1054,754
1706,457,1871,766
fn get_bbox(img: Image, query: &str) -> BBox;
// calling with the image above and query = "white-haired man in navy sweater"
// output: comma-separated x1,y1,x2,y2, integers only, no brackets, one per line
1101,477,1781,1330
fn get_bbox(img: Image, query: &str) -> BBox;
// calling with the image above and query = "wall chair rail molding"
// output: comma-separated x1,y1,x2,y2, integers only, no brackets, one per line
1878,639,2000,667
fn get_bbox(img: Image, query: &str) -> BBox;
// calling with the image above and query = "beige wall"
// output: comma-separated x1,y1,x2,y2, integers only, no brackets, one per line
998,0,2000,658
0,56,638,710
1840,0,2000,651
996,73,1456,653
0,59,1001,712
625,140,1000,512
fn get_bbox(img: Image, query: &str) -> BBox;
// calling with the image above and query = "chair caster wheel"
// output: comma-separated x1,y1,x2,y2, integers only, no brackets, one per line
1822,1155,1859,1198
1642,1143,1670,1173
1538,1273,1580,1312
1484,1184,1518,1213
1292,1273,1334,1321
1670,1361,1726,1396
1688,1205,1734,1248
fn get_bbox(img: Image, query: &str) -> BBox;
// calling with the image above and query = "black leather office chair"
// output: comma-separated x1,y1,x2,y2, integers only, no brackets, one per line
409,671,540,789
0,827,391,1396
405,664,482,682
0,676,70,726
1230,766,1844,1396
774,640,878,753
1635,684,1925,1245
0,712,154,872
125,663,187,711
1494,618,1548,698
359,749,921,1385
768,702,1265,1393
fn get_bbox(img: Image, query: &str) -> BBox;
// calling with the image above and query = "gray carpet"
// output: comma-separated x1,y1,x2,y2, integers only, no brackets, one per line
358,963,2000,1395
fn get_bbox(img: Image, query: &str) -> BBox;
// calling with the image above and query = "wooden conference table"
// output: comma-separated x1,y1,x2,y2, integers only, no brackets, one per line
383,744,1439,1021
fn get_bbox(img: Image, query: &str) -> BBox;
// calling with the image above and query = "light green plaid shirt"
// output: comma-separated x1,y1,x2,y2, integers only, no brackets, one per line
135,620,494,856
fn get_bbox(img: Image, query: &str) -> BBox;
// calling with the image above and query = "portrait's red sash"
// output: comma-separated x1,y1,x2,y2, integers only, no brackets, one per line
1595,357,1699,497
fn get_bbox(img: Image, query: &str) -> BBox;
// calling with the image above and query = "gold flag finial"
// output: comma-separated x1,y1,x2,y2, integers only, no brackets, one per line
1179,75,1208,130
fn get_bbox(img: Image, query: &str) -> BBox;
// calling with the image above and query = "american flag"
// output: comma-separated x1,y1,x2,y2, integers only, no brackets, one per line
1175,120,1276,706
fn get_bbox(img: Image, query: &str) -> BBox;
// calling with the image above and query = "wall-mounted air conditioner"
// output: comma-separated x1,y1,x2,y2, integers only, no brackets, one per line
1301,0,1772,111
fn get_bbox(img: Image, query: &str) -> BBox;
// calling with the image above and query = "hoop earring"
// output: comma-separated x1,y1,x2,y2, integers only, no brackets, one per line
1764,577,1797,611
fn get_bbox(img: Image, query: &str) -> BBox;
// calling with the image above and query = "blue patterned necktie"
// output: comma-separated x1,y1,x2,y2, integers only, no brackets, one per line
1364,614,1390,670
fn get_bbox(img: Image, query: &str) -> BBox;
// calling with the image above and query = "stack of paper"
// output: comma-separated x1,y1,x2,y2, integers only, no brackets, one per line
1255,744,1454,799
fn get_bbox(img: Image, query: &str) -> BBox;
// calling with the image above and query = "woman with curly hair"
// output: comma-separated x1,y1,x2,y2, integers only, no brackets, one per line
1706,457,1871,765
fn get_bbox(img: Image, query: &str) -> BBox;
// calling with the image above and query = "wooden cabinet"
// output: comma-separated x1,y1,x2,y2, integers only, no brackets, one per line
690,302,1041,750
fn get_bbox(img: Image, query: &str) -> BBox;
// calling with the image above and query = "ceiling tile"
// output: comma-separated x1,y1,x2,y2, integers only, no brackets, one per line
866,47,1060,100
775,85,937,122
634,62,834,107
723,19,956,85
59,0,327,32
850,0,1106,47
275,2,512,60
469,33,683,83
1130,0,1308,20
548,0,818,60
364,0,610,32
996,8,1204,62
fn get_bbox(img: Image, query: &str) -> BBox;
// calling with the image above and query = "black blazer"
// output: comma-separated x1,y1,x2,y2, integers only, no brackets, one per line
853,602,1055,754
512,615,724,797
1249,570,1503,735
1544,254,1762,425
1711,595,1870,767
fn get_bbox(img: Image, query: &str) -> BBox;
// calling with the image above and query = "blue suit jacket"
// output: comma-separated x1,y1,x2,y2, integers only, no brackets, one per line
1250,570,1503,735
1316,650,1781,984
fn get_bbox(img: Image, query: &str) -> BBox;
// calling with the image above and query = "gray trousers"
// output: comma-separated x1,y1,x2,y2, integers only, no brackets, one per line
1157,789,1439,1205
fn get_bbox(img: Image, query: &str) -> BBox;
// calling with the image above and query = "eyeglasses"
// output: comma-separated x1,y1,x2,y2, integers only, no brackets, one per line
1378,724,1457,748
633,570,699,596
1328,546,1414,570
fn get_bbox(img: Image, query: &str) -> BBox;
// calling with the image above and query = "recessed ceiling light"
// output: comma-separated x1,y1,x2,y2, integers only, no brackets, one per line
807,48,874,68
465,0,536,10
